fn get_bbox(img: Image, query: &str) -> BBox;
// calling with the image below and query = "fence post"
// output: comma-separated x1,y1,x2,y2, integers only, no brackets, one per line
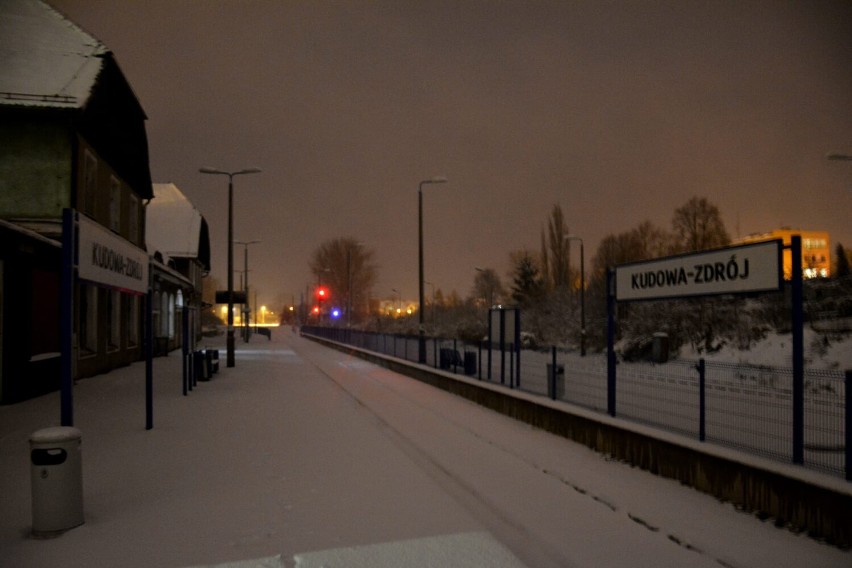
452,339,458,373
846,370,851,481
509,345,515,388
698,359,706,442
550,346,557,401
791,235,804,465
606,268,617,417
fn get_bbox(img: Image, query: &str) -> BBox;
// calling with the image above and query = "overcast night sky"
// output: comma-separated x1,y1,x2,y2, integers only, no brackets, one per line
47,0,852,309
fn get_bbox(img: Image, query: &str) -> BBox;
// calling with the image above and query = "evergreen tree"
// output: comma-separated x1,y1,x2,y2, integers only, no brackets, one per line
836,243,850,277
509,251,544,307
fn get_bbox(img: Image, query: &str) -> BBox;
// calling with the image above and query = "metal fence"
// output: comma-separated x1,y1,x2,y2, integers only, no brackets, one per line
301,326,850,480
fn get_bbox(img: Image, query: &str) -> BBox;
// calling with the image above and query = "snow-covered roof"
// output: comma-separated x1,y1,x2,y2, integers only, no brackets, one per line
147,183,209,268
0,0,108,109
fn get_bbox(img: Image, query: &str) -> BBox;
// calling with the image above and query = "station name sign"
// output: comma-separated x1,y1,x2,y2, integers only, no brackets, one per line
77,214,148,294
615,240,782,301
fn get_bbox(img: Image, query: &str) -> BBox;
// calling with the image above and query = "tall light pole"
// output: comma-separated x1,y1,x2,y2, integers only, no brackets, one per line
566,235,586,356
199,167,261,367
346,241,364,330
235,239,260,342
425,280,436,327
418,176,447,363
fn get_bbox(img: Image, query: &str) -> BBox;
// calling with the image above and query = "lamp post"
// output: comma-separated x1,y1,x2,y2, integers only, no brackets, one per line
566,235,586,356
199,167,261,367
346,241,364,330
418,176,447,363
391,288,400,315
235,239,260,342
425,280,436,327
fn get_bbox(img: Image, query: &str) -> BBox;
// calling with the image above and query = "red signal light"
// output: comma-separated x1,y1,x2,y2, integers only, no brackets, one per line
316,286,329,299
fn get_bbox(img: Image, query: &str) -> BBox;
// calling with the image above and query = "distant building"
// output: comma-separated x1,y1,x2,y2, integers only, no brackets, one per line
733,229,830,279
146,183,211,354
0,0,152,400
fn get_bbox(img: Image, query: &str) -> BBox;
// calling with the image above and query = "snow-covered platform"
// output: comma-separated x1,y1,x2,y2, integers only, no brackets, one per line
1,330,849,568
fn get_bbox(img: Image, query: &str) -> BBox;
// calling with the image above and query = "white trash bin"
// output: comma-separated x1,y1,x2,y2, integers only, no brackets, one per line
30,426,84,536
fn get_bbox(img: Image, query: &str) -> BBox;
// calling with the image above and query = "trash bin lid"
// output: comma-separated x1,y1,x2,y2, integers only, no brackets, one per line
30,427,82,444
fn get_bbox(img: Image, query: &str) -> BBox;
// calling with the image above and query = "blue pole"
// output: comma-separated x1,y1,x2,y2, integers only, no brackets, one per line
60,209,75,427
698,358,706,442
145,262,154,430
550,345,557,400
515,309,521,388
606,268,616,417
182,305,189,396
487,308,493,381
845,370,851,481
791,236,804,464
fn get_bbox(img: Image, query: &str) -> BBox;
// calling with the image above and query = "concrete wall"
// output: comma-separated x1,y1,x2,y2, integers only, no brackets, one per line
307,333,852,549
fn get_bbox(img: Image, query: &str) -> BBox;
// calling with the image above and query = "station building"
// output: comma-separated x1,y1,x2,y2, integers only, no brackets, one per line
0,0,208,402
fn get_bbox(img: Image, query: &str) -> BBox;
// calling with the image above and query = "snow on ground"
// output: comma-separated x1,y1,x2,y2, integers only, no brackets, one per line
1,330,850,568
677,328,852,370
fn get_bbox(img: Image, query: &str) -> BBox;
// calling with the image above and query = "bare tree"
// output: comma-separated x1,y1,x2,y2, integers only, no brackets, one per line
471,267,505,308
309,237,377,324
671,196,730,252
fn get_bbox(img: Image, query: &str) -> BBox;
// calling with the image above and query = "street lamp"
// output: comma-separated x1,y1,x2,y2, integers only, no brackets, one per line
235,239,260,342
425,280,436,327
418,176,447,363
346,241,364,330
566,235,586,356
199,166,261,367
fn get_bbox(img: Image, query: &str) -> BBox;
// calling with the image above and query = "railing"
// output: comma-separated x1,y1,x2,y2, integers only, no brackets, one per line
301,326,850,480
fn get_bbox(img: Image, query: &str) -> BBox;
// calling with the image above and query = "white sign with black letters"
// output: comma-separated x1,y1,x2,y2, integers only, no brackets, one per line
77,213,148,294
615,240,782,301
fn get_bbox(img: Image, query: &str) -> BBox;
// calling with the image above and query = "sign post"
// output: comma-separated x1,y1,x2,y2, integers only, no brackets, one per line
607,240,784,421
60,210,76,426
61,210,151,428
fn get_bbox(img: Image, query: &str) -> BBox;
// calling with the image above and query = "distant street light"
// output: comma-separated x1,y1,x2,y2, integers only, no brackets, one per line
199,166,261,367
418,176,448,363
391,288,400,314
565,235,586,356
235,239,260,342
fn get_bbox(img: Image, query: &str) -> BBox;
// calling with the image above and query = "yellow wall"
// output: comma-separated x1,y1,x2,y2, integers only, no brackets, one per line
735,230,830,279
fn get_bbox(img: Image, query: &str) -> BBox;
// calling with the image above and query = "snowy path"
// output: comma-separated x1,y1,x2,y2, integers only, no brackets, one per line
1,330,849,567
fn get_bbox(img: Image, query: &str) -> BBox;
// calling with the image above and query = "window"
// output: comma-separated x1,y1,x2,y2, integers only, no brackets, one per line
128,194,140,244
167,293,176,339
160,292,170,338
81,150,97,214
109,176,121,233
107,289,121,350
80,284,98,354
127,295,139,347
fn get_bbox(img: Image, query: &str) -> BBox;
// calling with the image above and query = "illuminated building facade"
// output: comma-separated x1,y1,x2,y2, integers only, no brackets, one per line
734,229,830,279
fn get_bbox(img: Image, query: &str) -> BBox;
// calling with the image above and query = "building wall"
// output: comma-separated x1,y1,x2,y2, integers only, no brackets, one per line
0,116,72,218
0,226,61,404
735,229,831,279
0,117,147,385
75,136,145,249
